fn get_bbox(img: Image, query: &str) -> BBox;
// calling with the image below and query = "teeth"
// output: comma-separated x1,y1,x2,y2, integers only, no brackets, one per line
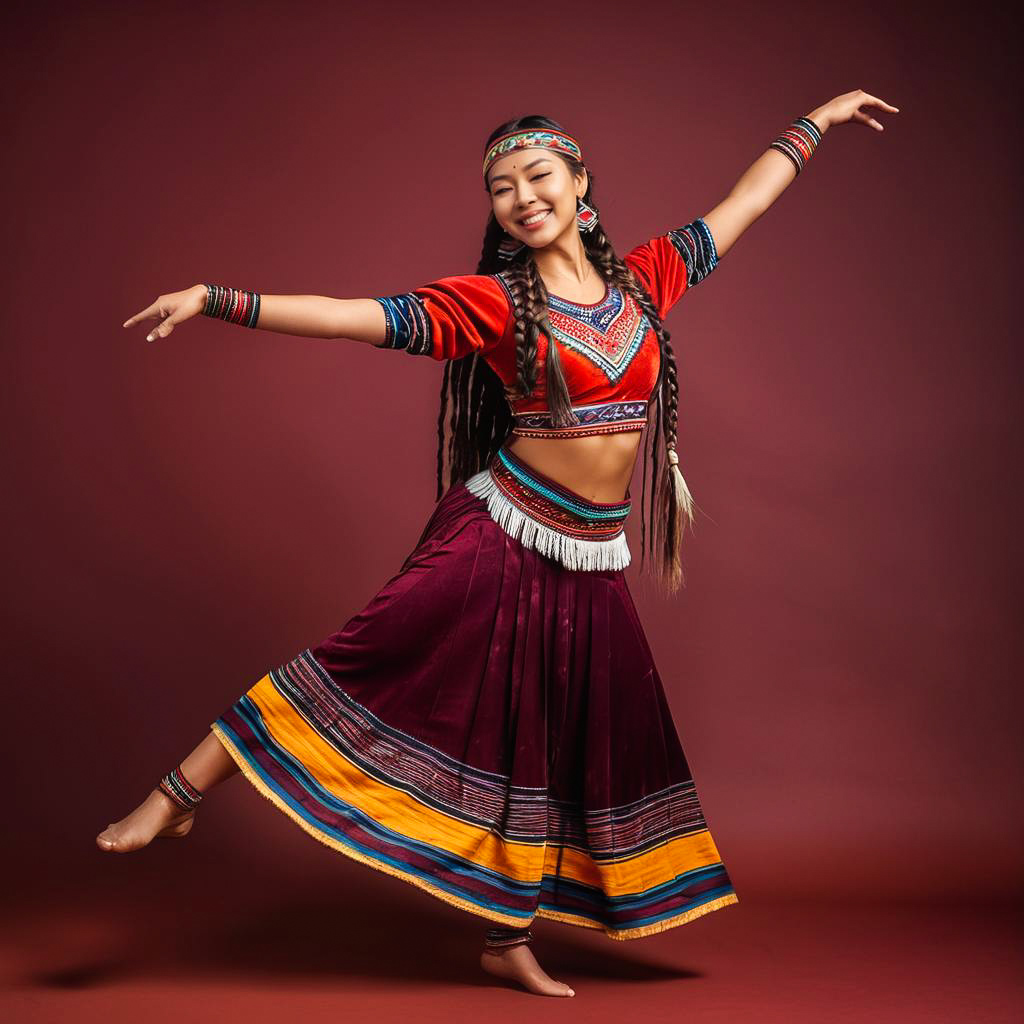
522,210,550,225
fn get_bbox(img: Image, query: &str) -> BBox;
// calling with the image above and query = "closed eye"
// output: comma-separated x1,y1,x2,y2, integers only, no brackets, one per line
493,172,551,197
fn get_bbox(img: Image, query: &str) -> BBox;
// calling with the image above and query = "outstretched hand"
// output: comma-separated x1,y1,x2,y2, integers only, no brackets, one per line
816,89,900,132
123,284,206,343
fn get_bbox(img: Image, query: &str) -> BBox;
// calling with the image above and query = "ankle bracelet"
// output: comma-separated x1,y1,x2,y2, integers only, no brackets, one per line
158,765,204,811
484,925,533,951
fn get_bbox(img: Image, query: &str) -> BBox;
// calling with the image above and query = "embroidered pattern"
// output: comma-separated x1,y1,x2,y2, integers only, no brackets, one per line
373,293,432,355
483,129,583,178
547,287,651,384
211,648,739,937
464,444,633,571
667,218,719,287
492,270,516,307
228,649,712,848
512,399,649,439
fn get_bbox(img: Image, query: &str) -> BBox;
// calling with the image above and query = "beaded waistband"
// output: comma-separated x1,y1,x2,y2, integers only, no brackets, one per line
511,399,649,439
463,444,632,571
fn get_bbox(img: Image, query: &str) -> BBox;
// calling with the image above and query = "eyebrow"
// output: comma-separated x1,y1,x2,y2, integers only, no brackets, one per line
488,156,553,185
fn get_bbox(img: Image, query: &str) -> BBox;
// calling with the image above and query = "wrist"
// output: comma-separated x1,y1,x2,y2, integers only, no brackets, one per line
768,115,823,177
199,283,262,328
806,108,830,134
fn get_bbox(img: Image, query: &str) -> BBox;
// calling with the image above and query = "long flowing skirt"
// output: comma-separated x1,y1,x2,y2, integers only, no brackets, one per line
210,458,739,940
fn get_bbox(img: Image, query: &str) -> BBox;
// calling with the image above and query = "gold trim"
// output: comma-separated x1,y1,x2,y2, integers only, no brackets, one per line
211,722,531,929
210,722,739,941
536,892,740,940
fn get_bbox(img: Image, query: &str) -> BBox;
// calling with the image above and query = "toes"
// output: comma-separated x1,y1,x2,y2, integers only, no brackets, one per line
96,824,123,850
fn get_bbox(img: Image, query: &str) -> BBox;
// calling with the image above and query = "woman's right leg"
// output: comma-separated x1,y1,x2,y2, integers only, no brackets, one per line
96,729,238,853
479,926,575,997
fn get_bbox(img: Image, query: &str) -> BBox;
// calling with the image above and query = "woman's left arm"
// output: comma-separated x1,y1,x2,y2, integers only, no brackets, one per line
702,90,900,259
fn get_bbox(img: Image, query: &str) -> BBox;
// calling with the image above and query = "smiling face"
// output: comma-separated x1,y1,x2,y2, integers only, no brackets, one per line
486,147,588,250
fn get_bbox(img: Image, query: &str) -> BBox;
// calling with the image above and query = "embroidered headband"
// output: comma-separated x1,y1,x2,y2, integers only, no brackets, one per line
483,129,584,181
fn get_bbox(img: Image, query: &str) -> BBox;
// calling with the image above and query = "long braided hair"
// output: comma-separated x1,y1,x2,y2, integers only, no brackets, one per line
435,114,696,594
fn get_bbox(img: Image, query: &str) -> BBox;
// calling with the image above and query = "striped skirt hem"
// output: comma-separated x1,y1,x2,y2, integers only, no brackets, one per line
211,717,738,939
210,645,739,941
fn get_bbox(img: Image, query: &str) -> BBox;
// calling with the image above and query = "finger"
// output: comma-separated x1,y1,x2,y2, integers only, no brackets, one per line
852,110,884,131
146,314,183,343
123,301,161,328
863,93,900,113
145,302,196,342
146,319,168,343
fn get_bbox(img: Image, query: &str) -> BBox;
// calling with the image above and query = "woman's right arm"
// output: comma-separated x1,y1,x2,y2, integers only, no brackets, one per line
255,294,389,344
123,283,388,346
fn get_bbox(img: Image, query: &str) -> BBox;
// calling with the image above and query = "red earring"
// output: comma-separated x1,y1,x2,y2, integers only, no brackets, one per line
576,198,598,233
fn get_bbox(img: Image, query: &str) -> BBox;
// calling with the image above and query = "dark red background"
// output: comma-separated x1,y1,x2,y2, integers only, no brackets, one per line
3,1,1020,1020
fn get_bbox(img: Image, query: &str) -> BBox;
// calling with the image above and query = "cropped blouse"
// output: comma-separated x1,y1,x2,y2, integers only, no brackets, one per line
373,217,719,439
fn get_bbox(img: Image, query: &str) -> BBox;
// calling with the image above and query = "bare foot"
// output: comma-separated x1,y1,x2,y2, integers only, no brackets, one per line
480,943,575,997
96,788,195,853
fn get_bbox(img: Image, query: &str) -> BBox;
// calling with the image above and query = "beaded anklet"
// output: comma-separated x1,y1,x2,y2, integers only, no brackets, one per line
484,925,533,952
157,765,204,812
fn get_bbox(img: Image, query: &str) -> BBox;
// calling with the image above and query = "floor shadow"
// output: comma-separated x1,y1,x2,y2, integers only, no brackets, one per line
19,887,702,990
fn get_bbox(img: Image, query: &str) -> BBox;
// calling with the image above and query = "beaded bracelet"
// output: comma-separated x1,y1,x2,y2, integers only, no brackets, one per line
201,283,262,328
769,116,822,176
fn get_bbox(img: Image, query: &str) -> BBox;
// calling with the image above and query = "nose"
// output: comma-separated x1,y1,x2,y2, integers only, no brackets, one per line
513,182,540,207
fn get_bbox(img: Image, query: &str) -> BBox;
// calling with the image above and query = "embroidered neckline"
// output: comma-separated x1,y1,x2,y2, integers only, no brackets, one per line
546,279,610,308
491,271,656,388
547,289,649,384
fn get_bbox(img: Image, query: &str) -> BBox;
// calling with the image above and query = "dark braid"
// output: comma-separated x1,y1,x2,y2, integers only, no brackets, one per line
434,114,696,594
579,217,696,592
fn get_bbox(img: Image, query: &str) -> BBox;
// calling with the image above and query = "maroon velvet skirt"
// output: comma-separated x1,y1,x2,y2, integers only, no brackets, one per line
211,456,739,940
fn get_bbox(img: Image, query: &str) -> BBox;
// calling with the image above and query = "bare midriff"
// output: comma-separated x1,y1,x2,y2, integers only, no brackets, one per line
505,431,644,504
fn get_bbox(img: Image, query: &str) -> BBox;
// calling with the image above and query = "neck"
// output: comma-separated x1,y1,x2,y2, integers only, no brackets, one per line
531,234,595,291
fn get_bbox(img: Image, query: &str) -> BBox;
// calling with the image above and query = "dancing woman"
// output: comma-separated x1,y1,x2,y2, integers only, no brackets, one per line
101,93,898,998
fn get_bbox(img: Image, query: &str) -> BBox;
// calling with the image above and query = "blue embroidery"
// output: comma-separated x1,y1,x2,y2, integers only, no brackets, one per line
547,288,650,384
667,217,719,287
373,293,432,355
513,399,649,432
496,448,629,520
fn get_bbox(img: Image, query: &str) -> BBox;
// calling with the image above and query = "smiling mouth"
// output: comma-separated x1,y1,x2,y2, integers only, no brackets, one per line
519,209,552,227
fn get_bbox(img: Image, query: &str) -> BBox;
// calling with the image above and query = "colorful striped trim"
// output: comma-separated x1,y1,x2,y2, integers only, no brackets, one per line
373,293,432,354
464,444,633,571
667,218,719,288
512,399,649,439
210,649,739,940
494,446,630,529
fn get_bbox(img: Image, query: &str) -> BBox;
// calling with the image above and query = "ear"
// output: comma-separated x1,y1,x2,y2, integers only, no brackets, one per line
574,167,589,200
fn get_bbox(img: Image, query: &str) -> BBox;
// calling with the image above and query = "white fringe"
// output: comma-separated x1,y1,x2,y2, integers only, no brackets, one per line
464,468,632,572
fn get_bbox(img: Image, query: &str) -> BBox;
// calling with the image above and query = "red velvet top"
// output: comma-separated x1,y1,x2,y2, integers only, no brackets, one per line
373,218,719,439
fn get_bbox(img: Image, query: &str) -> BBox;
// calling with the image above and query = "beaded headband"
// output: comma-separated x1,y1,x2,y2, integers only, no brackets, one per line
483,129,584,181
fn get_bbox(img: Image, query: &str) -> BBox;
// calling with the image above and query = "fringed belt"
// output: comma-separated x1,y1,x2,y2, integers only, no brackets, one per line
463,444,632,572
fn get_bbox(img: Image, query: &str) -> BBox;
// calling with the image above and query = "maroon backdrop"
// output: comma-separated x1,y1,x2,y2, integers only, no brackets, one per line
3,0,1020,942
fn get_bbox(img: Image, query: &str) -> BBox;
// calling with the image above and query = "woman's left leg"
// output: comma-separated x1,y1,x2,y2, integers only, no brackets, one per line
96,729,238,853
